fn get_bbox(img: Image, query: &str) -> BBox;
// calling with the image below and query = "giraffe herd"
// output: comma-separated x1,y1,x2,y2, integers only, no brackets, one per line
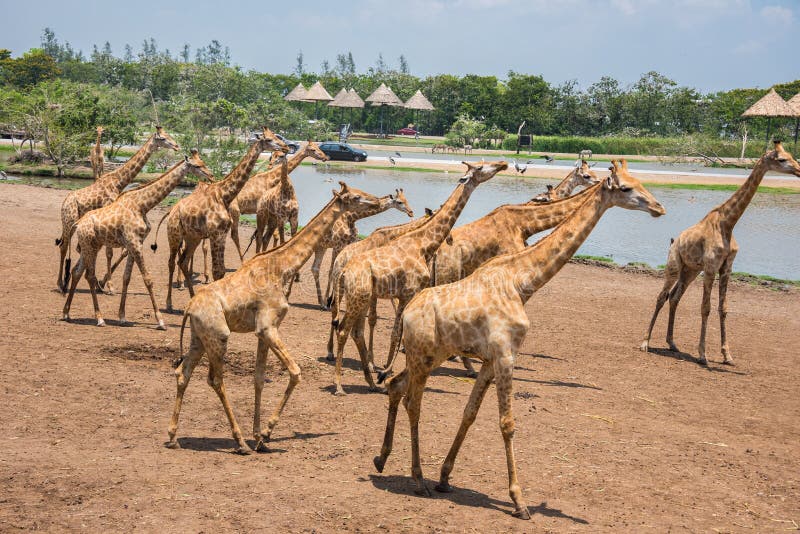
54,128,800,520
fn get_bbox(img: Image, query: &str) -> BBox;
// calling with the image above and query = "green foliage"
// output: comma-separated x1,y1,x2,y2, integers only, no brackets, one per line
0,49,61,87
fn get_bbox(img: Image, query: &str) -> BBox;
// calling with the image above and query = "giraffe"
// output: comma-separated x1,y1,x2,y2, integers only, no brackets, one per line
330,161,508,395
311,189,414,308
432,183,598,375
56,126,180,291
529,160,598,202
324,207,436,362
253,153,297,252
373,161,665,519
165,183,381,454
228,140,329,254
640,141,800,365
151,128,288,311
90,126,105,180
62,150,214,329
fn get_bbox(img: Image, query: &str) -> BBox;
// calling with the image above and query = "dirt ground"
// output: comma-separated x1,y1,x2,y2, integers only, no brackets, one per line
1,183,798,533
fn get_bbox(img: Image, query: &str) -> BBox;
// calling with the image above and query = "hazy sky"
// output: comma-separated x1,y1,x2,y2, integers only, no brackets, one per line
4,0,797,93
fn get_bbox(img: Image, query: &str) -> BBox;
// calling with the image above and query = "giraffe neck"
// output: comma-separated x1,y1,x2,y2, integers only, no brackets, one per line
551,169,581,199
251,146,309,190
343,195,393,225
97,135,157,194
259,197,344,273
502,188,593,240
213,141,265,205
492,183,608,303
402,181,477,260
94,131,102,146
716,156,769,230
119,161,190,214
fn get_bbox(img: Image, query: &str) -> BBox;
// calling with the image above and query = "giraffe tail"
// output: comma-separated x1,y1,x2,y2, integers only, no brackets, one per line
175,306,190,368
150,206,174,252
242,228,258,256
377,319,404,384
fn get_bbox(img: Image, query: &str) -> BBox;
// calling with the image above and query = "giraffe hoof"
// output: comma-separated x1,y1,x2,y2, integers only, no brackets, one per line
326,353,335,362
234,445,253,455
373,456,386,473
668,343,679,352
722,359,735,366
164,439,181,449
512,507,531,520
61,314,70,321
697,358,708,367
414,484,432,497
434,482,453,493
639,341,650,352
334,389,347,397
255,441,270,453
156,321,166,331
96,319,106,327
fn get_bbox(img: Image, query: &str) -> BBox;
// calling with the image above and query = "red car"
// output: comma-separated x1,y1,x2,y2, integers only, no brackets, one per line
397,127,418,136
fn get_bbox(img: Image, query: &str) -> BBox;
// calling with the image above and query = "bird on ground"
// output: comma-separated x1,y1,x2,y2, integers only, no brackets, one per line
512,159,527,174
0,170,7,179
389,156,396,166
323,177,333,183
394,151,402,157
542,155,554,163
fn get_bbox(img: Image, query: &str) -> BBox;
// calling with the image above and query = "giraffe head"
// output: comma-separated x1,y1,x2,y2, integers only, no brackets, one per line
387,188,414,218
96,126,104,135
764,141,800,177
333,181,381,215
185,149,215,181
574,159,600,188
605,159,665,217
153,126,180,151
302,140,330,162
530,184,555,203
458,160,508,185
253,127,289,153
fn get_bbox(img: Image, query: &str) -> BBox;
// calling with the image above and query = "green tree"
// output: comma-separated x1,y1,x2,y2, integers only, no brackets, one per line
2,49,62,87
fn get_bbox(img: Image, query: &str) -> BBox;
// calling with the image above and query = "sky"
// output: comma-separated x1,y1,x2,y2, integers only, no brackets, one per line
3,0,798,93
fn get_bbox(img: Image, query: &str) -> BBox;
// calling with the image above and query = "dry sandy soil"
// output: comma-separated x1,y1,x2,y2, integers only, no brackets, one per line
0,183,798,532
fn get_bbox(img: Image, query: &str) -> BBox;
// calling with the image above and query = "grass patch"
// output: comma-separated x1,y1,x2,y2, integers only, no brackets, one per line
573,254,615,263
645,182,800,195
731,272,800,288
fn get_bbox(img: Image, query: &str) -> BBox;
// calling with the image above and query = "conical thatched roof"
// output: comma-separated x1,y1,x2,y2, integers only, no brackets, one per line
304,81,333,102
328,88,349,107
787,92,800,114
366,83,403,106
404,89,435,111
284,83,308,102
343,88,365,108
742,88,798,118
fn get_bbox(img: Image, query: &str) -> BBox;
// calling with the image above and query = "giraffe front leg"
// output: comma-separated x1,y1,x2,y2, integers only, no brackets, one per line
117,254,135,325
128,241,166,330
82,248,105,327
209,236,226,281
253,338,270,452
437,362,495,492
311,248,326,308
406,374,431,497
201,239,210,283
257,325,301,444
719,254,736,365
374,368,409,473
494,353,530,520
62,255,86,321
166,332,204,449
697,273,715,366
205,334,251,455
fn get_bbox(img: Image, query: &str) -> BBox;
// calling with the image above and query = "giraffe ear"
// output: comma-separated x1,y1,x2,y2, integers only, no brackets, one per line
603,176,614,190
424,207,433,216
546,184,554,191
184,155,189,163
190,148,199,156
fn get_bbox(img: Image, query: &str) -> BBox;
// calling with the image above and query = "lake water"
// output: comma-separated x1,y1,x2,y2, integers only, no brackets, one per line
7,168,799,279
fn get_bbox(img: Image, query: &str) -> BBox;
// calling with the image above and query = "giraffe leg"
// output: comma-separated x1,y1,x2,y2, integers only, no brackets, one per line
334,303,366,396
323,247,340,311
57,212,77,292
117,254,135,324
205,334,251,454
406,372,431,496
494,353,530,519
436,362,495,493
374,368,409,472
99,249,128,294
326,303,338,361
178,240,201,298
254,214,266,254
252,338,270,452
209,236,226,281
697,270,716,366
100,246,117,294
166,241,180,312
384,297,410,371
62,255,86,321
81,248,105,327
719,253,736,365
229,221,244,262
201,239,210,283
128,241,166,330
166,331,204,449
666,266,699,353
351,314,380,391
256,323,301,445
311,248,326,308
367,295,379,372
641,257,681,352
459,356,478,378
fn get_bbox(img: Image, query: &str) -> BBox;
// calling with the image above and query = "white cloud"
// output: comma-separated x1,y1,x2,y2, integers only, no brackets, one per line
733,39,765,56
760,5,794,25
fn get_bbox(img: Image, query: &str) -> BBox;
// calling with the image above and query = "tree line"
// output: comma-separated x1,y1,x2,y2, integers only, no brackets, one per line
0,29,798,175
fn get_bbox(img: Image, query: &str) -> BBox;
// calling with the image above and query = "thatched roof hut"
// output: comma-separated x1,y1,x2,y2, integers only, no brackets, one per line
304,81,333,102
284,83,308,102
366,83,404,106
404,90,435,111
741,88,797,118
